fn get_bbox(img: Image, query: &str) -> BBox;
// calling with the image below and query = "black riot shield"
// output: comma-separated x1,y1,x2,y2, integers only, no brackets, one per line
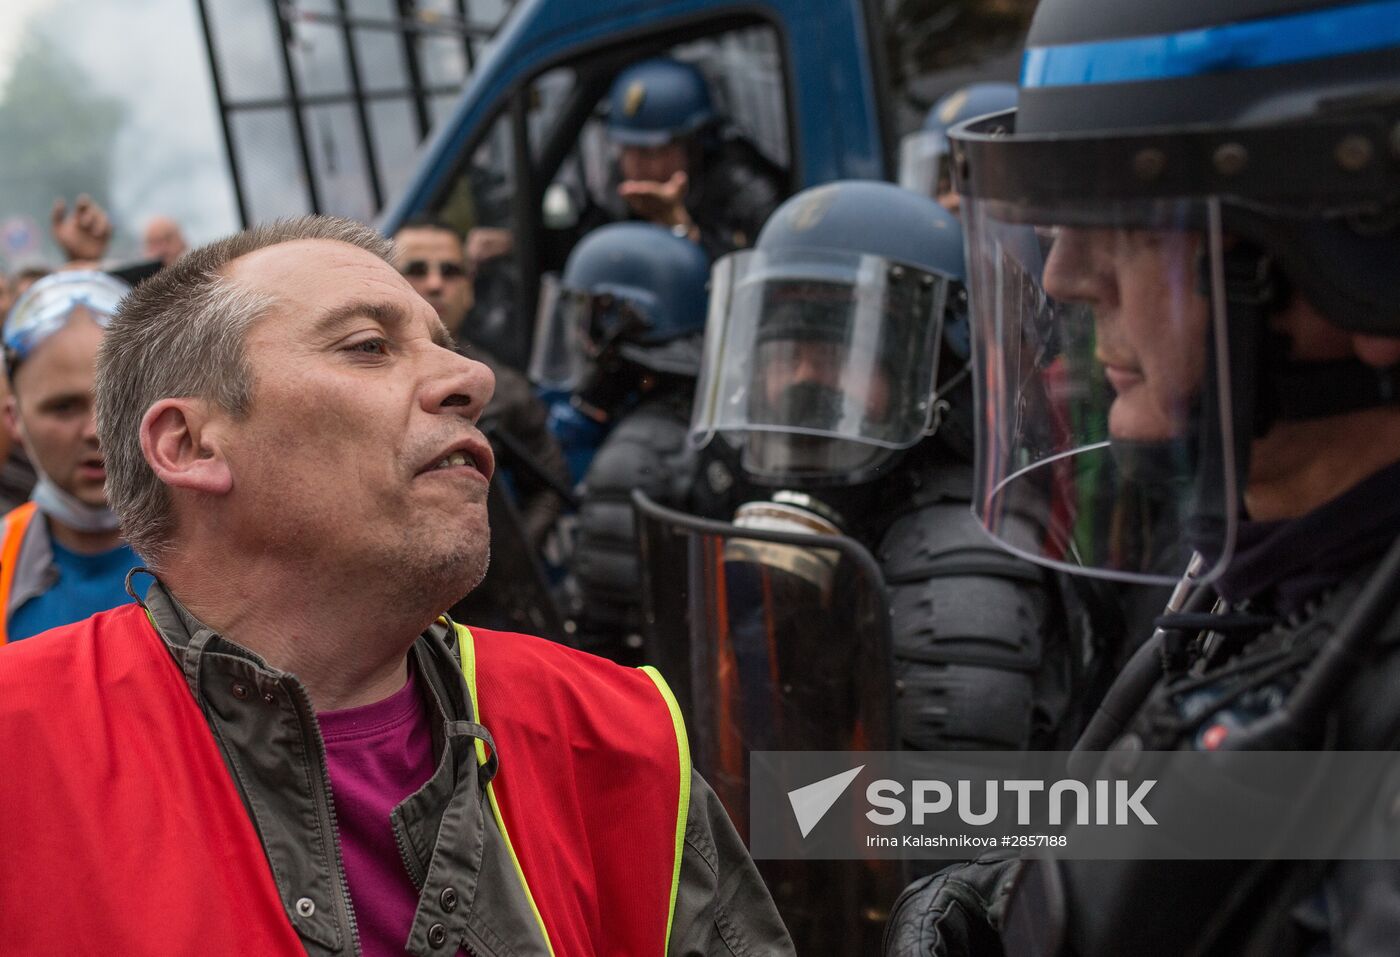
633,490,902,955
450,478,568,643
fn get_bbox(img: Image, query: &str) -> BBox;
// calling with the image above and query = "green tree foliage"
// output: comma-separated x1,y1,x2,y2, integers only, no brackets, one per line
0,28,126,266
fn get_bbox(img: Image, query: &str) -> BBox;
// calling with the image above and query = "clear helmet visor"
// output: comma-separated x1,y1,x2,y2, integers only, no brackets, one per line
965,196,1238,585
528,273,579,390
527,273,654,391
691,247,948,483
896,129,952,199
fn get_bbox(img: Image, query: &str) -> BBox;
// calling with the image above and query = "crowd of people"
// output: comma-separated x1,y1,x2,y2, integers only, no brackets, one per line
1,0,1398,953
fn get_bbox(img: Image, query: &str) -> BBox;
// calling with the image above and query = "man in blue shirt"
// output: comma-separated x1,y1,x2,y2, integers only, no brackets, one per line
0,271,139,645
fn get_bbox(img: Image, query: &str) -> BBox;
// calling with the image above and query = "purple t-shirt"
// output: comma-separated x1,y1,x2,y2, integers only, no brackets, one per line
319,669,442,957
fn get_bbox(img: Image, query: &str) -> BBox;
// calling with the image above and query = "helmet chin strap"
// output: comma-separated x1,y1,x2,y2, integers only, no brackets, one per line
1181,242,1276,545
1264,349,1400,422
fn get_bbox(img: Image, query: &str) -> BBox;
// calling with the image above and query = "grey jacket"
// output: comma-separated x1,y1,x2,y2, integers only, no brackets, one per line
143,582,793,957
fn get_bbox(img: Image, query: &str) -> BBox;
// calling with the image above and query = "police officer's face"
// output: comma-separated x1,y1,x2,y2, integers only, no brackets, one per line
220,240,496,598
618,142,689,184
1042,226,1208,442
759,338,892,423
395,227,475,337
5,312,107,507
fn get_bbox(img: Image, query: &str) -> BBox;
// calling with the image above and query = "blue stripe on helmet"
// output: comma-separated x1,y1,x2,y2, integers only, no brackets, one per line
1022,0,1400,88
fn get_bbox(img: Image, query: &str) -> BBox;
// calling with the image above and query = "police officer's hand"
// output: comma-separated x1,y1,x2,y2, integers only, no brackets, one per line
617,171,694,235
51,195,113,263
884,857,1021,957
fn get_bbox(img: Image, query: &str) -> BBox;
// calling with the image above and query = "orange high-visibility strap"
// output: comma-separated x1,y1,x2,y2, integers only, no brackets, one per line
0,501,39,647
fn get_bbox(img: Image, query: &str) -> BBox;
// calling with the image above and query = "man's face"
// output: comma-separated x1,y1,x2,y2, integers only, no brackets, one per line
618,141,689,185
394,227,474,337
1041,226,1208,442
219,239,496,603
757,337,892,424
6,312,107,506
143,218,187,267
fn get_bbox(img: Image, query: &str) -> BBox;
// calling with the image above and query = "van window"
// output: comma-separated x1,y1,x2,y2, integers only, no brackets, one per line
426,19,794,372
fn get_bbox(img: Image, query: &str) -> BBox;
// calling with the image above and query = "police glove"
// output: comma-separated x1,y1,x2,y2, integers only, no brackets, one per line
884,855,1023,957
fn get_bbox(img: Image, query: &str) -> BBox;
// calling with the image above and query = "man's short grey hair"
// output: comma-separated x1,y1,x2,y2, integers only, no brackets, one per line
95,215,394,566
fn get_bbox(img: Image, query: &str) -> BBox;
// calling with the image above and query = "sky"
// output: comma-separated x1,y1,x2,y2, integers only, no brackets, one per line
1,0,241,260
0,0,486,266
0,0,56,90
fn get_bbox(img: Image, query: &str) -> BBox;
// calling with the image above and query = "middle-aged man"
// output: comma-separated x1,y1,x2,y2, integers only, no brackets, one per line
394,217,568,548
0,216,793,957
886,0,1400,955
142,214,189,267
0,270,139,644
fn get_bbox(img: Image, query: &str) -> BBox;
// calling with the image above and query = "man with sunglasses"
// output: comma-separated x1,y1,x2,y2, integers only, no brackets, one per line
0,270,139,645
395,219,568,548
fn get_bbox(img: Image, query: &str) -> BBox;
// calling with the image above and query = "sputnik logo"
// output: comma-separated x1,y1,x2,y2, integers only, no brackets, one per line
787,766,864,838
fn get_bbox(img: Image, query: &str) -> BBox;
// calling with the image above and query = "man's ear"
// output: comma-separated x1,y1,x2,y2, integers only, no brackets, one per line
140,398,233,496
3,392,22,447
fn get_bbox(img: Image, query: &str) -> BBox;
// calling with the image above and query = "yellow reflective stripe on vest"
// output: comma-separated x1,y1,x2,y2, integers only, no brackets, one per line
640,665,693,954
452,622,558,957
451,622,692,956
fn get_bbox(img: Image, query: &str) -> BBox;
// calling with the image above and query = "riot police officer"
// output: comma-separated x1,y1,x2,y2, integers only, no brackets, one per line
887,0,1400,953
605,57,786,258
533,221,711,661
690,179,1084,752
898,82,1017,214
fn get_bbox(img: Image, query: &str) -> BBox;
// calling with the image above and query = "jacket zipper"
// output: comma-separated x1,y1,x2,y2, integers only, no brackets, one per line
290,678,364,957
393,816,427,888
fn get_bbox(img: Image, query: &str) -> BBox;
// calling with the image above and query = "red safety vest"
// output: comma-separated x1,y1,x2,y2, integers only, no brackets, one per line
0,500,39,646
0,602,690,956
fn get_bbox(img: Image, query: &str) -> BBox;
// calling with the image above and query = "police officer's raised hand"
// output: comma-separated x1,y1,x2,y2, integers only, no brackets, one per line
51,195,113,263
618,171,696,239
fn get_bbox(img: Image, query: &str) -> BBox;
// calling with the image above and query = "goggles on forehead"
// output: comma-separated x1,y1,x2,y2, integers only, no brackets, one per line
4,270,130,366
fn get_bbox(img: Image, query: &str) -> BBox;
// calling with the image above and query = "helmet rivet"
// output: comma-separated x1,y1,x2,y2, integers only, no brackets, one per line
1335,135,1374,172
1131,148,1166,182
1213,143,1249,176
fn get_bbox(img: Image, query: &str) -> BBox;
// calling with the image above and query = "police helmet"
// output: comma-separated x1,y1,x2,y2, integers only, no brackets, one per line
899,83,1018,198
529,222,710,391
692,180,969,486
606,58,715,148
953,0,1400,584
